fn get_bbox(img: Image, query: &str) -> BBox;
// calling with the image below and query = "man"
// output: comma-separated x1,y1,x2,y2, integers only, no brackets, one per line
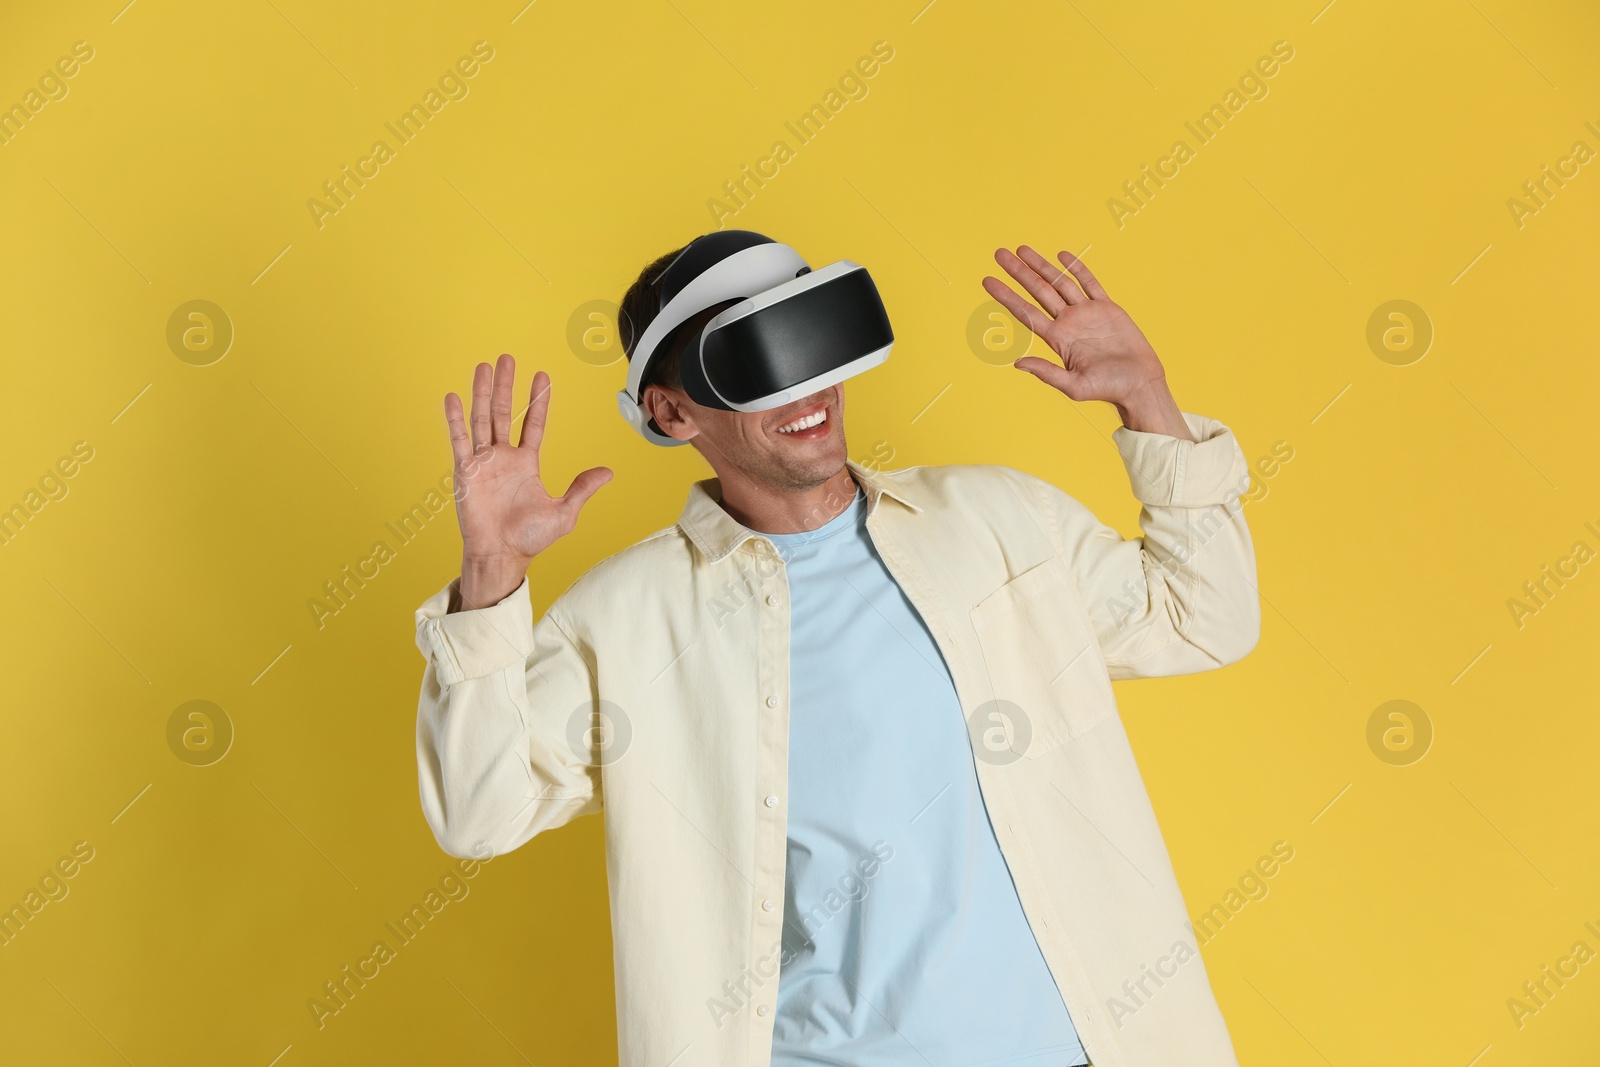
413,236,1260,1067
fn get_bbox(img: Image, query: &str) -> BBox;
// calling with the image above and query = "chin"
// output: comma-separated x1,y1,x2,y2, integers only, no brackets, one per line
770,437,846,489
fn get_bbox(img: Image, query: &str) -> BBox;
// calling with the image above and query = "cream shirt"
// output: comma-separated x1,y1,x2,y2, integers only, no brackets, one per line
414,411,1260,1067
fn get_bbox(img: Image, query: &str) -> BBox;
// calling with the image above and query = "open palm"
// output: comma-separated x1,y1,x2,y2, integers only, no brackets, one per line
444,355,612,605
981,246,1164,405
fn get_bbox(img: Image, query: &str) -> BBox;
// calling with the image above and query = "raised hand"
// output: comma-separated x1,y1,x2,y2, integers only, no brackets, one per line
982,246,1191,440
444,355,613,611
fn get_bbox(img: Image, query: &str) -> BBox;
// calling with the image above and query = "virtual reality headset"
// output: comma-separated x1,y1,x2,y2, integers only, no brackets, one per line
616,230,895,447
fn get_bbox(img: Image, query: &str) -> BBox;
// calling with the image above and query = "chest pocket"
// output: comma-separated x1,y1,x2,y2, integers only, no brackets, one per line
967,555,1116,761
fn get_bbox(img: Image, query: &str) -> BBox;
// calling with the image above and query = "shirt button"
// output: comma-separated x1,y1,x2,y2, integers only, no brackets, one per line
757,1004,770,1017
764,794,778,808
766,594,780,606
765,696,779,708
762,898,775,911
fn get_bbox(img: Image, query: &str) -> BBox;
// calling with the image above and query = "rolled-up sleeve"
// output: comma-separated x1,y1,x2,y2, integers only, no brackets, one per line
1023,411,1261,679
414,575,601,858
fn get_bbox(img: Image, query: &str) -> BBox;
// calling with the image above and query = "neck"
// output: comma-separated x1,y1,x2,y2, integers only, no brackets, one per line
712,465,860,534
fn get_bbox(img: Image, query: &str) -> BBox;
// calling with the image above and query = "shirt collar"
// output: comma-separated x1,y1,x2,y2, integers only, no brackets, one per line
677,458,923,564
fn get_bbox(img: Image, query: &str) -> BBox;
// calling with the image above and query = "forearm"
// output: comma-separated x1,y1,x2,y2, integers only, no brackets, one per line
1033,412,1261,679
1108,412,1258,673
416,662,543,857
414,577,601,857
1112,471,1260,675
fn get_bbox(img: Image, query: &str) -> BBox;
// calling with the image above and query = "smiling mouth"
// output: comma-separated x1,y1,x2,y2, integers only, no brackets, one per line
773,399,831,438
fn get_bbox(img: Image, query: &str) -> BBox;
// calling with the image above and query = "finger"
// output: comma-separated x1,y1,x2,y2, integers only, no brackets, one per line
993,247,1067,317
469,362,493,451
444,392,473,465
1057,249,1109,300
982,274,1055,340
519,369,551,451
1013,355,1086,399
491,353,515,445
559,466,614,519
1017,245,1087,306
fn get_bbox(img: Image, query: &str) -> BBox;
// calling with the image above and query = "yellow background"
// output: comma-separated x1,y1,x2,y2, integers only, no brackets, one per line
2,0,1597,1063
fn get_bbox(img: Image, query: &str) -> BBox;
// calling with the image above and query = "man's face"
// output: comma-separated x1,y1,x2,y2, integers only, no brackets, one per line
644,383,847,493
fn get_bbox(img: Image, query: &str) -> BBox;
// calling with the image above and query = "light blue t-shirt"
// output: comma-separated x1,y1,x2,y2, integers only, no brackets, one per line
759,483,1089,1066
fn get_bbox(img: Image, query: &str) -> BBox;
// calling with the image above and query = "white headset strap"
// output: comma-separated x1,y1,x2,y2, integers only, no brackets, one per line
621,241,808,404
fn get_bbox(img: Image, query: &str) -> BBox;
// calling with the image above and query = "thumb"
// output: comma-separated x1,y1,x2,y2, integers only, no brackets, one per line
559,466,614,518
1013,355,1081,396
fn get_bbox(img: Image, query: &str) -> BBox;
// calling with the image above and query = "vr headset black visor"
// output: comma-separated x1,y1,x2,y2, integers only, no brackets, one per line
616,230,894,446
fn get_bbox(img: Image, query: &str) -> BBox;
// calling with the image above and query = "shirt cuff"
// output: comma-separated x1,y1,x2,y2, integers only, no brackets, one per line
1111,411,1251,508
413,575,536,686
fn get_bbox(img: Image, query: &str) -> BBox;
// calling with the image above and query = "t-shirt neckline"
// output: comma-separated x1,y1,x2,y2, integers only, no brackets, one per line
761,483,865,548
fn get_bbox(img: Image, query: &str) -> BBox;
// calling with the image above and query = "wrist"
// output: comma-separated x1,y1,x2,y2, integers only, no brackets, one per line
455,555,529,613
1114,376,1192,440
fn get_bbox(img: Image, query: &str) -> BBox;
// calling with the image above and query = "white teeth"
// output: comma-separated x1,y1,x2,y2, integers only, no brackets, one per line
777,409,827,433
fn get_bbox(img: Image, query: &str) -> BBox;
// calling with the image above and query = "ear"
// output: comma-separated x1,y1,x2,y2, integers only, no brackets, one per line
641,384,699,442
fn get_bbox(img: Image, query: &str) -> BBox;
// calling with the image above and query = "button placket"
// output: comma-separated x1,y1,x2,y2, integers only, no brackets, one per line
748,537,790,1054
739,534,790,1043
